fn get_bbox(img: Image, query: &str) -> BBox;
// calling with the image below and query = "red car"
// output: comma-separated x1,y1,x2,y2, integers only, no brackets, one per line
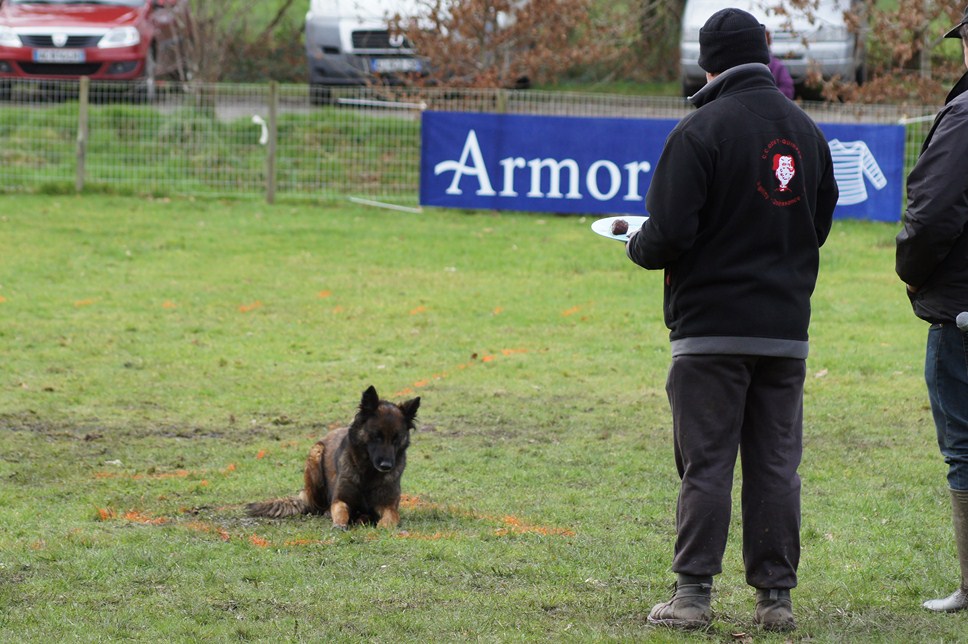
0,0,193,100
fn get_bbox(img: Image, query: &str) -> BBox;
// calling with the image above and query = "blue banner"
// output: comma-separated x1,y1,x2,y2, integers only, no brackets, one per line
820,122,905,221
419,111,905,221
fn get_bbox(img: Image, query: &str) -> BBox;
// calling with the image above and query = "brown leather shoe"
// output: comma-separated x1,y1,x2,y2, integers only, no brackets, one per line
754,588,796,632
647,583,713,630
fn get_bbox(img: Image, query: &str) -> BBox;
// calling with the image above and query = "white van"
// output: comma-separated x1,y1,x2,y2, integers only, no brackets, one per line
679,0,866,97
305,0,425,103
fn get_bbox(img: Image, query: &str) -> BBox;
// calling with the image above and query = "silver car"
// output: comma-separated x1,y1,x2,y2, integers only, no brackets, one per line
679,0,866,97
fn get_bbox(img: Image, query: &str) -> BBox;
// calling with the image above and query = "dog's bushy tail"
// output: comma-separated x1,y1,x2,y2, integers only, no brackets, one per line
246,495,310,518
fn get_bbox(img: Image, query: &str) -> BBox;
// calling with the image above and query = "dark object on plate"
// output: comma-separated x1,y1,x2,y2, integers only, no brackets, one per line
611,219,629,235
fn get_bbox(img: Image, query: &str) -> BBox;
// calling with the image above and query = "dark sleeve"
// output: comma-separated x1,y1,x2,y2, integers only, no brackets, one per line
896,106,968,288
626,128,711,269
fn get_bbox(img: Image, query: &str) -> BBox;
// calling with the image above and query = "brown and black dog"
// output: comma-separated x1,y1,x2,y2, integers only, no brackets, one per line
246,385,420,529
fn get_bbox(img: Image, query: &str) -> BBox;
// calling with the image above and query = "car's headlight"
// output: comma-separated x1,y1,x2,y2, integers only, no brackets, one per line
0,26,22,48
98,26,140,49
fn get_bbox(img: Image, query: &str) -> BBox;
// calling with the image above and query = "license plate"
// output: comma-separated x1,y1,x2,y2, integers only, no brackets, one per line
33,48,86,63
370,58,421,73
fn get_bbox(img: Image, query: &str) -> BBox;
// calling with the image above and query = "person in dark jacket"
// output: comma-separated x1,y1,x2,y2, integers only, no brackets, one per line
895,5,968,614
625,7,838,632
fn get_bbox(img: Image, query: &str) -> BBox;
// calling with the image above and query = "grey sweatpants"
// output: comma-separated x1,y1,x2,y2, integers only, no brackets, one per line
666,354,805,589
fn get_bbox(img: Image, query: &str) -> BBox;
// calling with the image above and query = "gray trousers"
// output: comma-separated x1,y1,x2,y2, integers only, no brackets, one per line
666,354,805,589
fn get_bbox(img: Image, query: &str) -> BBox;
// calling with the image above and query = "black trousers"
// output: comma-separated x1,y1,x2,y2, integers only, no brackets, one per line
666,354,805,589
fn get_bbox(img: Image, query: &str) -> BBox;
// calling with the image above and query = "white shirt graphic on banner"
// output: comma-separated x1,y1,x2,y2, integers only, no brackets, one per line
829,139,887,206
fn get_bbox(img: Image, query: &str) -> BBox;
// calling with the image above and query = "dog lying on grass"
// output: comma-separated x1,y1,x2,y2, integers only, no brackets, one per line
246,385,420,529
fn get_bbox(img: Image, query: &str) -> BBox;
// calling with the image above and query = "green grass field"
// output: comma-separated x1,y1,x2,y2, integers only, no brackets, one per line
0,195,961,641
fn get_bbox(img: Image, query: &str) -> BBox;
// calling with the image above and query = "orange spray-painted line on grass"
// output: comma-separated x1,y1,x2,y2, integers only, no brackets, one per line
94,493,574,548
184,519,230,542
393,348,530,398
93,463,239,481
394,531,458,541
238,301,263,313
100,506,235,543
97,507,168,525
123,510,169,525
249,534,270,548
183,520,232,542
94,469,192,480
283,537,336,547
399,494,575,538
495,514,576,538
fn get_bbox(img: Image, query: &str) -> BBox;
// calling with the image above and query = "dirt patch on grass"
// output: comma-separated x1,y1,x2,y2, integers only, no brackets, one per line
0,412,344,443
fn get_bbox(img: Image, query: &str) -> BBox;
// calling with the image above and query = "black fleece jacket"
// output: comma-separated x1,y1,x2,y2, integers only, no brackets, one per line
627,63,838,358
895,71,968,324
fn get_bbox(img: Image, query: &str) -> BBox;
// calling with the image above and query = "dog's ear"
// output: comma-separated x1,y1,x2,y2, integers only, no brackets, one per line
359,385,380,418
399,396,420,427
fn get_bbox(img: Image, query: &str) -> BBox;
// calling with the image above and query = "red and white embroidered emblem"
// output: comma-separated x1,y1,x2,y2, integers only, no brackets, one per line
757,139,804,207
773,154,796,192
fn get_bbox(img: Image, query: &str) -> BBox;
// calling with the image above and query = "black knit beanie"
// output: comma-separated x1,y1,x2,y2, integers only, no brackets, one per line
698,8,770,74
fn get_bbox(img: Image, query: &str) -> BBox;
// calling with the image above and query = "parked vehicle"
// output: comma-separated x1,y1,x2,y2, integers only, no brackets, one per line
679,0,866,98
0,0,194,101
305,0,426,104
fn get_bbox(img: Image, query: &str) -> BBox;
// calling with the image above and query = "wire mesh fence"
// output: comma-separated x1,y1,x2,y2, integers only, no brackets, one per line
0,78,942,211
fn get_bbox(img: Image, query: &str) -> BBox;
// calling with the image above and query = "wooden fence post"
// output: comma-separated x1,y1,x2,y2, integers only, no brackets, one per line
75,76,89,193
266,81,278,204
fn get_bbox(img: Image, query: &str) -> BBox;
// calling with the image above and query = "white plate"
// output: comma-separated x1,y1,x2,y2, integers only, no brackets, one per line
590,215,648,242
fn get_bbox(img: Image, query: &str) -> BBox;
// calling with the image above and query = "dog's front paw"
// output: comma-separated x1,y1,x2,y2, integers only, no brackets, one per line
375,505,400,529
330,501,351,529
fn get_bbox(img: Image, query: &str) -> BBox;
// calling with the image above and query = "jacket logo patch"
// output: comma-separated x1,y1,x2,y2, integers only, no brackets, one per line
757,139,804,207
773,154,795,192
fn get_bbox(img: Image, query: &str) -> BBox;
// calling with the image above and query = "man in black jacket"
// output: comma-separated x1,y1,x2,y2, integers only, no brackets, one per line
626,7,838,632
895,5,968,614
